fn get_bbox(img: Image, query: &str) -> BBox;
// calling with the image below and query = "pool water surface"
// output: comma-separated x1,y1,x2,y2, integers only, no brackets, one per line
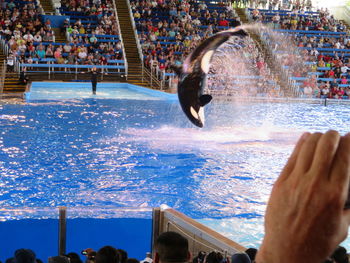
1,82,350,249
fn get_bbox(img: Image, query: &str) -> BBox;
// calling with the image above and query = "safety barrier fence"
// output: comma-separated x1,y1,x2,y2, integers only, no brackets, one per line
20,63,126,81
112,0,128,77
0,35,20,72
153,205,245,259
0,205,245,262
0,60,6,94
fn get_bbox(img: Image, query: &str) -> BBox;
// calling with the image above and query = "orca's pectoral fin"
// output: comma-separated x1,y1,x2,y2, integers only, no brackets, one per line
199,94,212,106
170,65,183,76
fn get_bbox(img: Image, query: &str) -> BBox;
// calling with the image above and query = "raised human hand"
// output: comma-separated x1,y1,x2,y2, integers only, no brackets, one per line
256,131,350,263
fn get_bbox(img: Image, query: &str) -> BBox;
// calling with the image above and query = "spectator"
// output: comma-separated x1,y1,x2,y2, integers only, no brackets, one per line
154,232,190,263
231,253,250,263
65,253,83,263
244,248,257,262
140,253,152,263
95,246,119,263
6,53,15,71
48,256,70,263
117,249,128,263
205,252,223,263
13,249,36,263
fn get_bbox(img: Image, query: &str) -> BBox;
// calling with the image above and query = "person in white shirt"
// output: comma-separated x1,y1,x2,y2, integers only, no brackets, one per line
23,31,34,42
33,32,42,42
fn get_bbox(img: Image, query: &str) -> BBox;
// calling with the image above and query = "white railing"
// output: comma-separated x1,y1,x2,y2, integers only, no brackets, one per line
0,60,6,94
113,0,128,77
1,35,20,73
125,0,143,63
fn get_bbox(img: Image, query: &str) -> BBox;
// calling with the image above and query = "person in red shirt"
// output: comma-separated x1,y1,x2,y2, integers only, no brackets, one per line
218,19,229,27
337,87,345,98
341,75,348,84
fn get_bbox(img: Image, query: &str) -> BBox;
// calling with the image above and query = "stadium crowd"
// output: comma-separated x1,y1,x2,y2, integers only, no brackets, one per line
248,4,350,99
5,232,350,263
0,0,123,71
1,0,350,98
130,0,240,76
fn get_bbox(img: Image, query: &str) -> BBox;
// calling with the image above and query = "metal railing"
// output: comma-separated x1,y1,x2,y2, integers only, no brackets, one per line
0,60,6,94
20,63,126,81
153,205,246,259
125,0,143,63
113,0,128,77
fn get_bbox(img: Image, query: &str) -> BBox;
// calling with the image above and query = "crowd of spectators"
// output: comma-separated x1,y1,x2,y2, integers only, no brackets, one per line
3,247,144,263
252,7,347,32
56,0,123,65
249,4,350,99
0,0,54,63
207,36,280,97
130,0,240,78
0,0,124,74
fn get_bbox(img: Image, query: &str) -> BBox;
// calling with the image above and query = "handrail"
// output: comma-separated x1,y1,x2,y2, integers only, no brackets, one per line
156,205,246,258
19,63,126,81
0,60,6,94
0,206,153,220
112,0,128,77
126,0,143,63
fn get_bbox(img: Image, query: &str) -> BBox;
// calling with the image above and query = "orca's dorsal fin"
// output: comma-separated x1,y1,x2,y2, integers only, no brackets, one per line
199,94,212,106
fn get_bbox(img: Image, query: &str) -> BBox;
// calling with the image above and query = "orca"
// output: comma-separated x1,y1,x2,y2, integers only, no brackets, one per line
173,27,248,128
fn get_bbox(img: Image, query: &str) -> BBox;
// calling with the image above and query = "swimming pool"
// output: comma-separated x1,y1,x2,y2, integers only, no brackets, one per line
1,82,350,250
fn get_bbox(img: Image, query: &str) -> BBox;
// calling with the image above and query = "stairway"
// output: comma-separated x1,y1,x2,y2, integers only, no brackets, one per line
235,8,294,97
0,50,27,94
40,0,55,14
115,0,161,89
53,28,67,43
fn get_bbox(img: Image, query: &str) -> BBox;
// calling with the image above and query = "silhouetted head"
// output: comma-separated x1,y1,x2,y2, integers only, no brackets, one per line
96,246,119,263
231,253,251,263
14,249,36,263
154,232,190,263
244,248,257,262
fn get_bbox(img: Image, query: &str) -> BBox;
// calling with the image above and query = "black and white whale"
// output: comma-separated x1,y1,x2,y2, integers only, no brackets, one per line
173,27,248,128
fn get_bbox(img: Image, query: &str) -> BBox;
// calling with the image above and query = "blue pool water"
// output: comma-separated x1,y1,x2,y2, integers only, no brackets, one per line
1,82,350,251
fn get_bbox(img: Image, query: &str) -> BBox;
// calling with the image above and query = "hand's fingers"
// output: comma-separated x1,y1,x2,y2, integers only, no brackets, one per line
329,133,350,204
294,132,323,173
310,130,340,181
278,132,310,182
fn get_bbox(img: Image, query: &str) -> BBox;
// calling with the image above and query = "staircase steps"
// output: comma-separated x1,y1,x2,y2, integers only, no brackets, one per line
3,72,27,93
40,0,55,14
0,47,26,93
52,28,67,43
115,0,161,89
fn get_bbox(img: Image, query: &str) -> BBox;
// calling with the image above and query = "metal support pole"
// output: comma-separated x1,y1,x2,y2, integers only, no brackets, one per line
58,207,67,256
151,207,161,254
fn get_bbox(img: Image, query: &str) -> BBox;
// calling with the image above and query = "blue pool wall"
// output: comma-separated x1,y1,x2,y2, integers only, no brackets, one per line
0,218,152,262
26,82,178,101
